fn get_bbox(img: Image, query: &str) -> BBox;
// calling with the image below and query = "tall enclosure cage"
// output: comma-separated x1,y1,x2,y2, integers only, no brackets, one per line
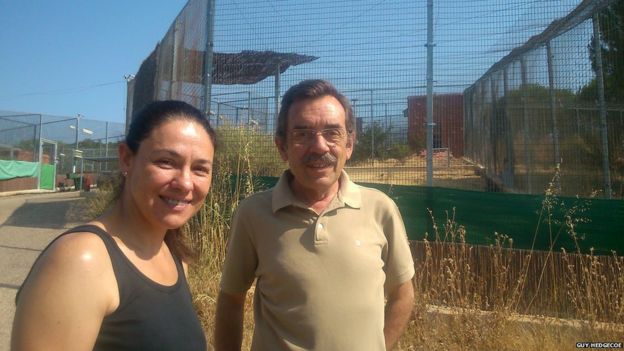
0,112,125,192
464,0,624,199
127,0,624,199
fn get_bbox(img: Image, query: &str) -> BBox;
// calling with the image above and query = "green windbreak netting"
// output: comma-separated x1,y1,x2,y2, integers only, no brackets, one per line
0,160,39,180
252,176,623,255
39,164,55,190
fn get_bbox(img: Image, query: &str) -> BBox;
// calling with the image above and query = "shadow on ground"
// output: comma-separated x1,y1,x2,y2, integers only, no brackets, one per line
2,199,85,229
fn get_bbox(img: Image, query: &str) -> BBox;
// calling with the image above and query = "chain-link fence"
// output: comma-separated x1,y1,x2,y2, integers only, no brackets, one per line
127,0,623,199
129,0,209,119
464,0,623,199
0,111,125,190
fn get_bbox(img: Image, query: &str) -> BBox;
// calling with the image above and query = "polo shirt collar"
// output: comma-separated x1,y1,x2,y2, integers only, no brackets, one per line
271,170,362,213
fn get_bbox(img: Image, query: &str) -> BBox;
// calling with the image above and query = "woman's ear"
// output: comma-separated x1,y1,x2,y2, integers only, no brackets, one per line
118,142,133,174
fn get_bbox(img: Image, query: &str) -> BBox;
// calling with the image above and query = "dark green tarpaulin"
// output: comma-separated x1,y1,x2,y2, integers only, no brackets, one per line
0,160,39,180
39,164,55,190
251,176,623,255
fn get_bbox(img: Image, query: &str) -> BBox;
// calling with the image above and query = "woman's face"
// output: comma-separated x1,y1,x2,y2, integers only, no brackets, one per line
120,118,214,231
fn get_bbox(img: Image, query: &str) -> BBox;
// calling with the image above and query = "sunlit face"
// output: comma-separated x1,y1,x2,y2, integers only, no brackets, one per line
276,95,354,196
120,118,214,231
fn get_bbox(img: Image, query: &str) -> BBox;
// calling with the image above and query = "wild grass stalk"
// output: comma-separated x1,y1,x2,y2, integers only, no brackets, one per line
85,127,623,349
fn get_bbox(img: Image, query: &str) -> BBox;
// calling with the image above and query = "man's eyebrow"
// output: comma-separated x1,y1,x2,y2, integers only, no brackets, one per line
291,123,342,129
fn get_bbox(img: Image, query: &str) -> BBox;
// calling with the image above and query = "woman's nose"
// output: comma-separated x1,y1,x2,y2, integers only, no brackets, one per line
173,170,193,191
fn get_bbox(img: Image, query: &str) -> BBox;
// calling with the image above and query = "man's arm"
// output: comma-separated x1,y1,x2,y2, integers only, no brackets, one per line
383,279,415,351
214,290,247,351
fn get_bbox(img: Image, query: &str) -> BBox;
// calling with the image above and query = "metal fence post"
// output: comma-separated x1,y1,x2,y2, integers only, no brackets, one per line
490,75,497,180
203,0,216,117
520,57,533,194
275,62,281,126
37,115,42,190
546,41,561,180
592,14,612,199
370,89,375,159
104,122,109,172
426,0,434,187
503,67,515,189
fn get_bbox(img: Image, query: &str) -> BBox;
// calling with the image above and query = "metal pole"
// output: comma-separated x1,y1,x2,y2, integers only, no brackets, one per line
125,76,134,134
384,103,389,145
520,58,533,194
248,91,252,126
216,102,221,127
52,142,57,191
426,0,434,187
104,122,109,172
203,0,216,117
275,63,281,125
592,14,612,199
80,157,84,192
546,42,561,171
265,97,269,133
503,67,514,189
370,90,375,159
37,117,42,190
489,76,496,180
32,116,39,162
73,116,79,175
172,18,181,100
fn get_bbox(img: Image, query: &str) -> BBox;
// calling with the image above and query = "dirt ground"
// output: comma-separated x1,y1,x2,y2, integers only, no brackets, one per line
346,152,486,190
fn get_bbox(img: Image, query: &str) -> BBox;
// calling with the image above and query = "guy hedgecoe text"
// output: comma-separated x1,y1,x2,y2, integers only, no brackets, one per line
576,342,623,349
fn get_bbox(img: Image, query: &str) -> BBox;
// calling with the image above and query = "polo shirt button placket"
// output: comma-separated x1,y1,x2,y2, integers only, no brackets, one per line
314,219,329,244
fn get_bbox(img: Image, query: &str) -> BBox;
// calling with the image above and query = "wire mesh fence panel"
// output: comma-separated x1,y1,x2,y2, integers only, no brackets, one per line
0,113,41,162
0,111,125,189
464,0,623,198
126,0,623,198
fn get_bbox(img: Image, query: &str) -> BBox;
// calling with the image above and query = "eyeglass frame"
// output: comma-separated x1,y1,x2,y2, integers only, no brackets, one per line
287,127,353,146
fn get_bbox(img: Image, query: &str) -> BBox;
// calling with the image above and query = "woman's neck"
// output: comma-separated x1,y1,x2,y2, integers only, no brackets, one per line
96,199,168,259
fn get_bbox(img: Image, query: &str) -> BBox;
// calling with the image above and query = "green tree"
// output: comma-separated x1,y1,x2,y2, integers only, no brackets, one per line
352,122,390,162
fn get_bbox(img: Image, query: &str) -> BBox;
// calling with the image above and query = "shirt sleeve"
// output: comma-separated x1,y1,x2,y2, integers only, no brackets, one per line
382,198,415,294
219,202,258,294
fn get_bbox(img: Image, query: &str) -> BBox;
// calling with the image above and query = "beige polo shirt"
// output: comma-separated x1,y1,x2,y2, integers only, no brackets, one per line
220,171,415,351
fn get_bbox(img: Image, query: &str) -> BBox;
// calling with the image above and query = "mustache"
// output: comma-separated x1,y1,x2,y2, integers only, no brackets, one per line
303,153,337,165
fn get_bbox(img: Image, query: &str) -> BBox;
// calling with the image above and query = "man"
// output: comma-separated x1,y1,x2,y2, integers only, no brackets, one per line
215,79,415,351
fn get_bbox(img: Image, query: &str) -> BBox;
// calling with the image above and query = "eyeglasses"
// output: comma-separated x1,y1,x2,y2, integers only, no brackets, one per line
289,128,349,146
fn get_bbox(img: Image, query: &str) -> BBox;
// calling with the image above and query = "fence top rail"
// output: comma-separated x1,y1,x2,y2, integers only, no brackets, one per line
469,0,616,90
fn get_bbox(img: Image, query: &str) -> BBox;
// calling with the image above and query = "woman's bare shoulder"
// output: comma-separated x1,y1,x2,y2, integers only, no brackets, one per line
43,228,111,269
12,227,119,350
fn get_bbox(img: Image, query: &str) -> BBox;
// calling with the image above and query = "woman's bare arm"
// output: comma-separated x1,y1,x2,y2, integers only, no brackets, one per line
11,232,117,351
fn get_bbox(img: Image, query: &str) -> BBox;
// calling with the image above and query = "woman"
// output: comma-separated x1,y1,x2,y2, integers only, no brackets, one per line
12,100,215,351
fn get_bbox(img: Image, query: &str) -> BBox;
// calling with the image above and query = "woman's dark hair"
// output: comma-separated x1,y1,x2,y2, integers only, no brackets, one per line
127,100,217,153
125,100,216,263
275,79,355,139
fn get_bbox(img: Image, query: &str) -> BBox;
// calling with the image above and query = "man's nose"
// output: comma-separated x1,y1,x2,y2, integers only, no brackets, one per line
308,132,331,153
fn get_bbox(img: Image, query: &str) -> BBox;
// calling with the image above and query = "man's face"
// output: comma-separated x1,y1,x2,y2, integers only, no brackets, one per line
276,95,354,196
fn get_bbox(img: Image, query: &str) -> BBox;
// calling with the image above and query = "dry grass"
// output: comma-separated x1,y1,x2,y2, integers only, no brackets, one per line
86,127,624,350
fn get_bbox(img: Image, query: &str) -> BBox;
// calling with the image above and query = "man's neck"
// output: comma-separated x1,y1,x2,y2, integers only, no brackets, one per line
290,179,340,214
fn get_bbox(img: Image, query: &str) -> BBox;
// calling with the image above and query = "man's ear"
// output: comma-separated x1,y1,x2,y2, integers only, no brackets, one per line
345,132,355,160
347,130,356,148
118,142,133,174
275,136,288,162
